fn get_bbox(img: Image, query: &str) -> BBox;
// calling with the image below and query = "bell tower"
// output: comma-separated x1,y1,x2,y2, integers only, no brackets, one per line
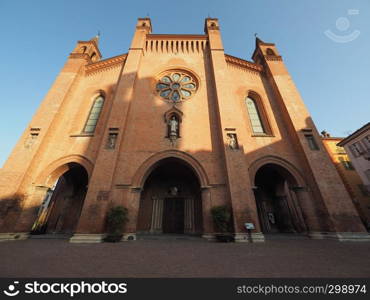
0,35,102,234
71,35,102,62
252,37,367,237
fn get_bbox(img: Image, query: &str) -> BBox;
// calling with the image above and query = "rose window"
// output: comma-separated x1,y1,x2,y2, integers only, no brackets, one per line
156,71,197,102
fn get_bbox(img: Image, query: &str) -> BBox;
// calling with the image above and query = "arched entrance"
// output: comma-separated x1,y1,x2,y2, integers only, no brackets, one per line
137,157,203,235
254,163,306,234
31,163,88,235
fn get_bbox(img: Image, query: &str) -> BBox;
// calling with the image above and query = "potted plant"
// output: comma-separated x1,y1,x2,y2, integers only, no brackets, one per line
211,205,233,242
104,206,128,242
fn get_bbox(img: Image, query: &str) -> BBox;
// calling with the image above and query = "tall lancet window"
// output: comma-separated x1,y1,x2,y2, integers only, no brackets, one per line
245,96,265,134
83,95,104,133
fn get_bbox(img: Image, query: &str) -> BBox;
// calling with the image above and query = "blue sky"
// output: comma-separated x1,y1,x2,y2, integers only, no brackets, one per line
0,0,369,167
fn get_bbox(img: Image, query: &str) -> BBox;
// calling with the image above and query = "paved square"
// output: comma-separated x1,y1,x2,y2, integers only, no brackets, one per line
1,238,369,277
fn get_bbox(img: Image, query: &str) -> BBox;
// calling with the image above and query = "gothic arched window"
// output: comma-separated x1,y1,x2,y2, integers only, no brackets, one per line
83,95,104,133
245,96,265,134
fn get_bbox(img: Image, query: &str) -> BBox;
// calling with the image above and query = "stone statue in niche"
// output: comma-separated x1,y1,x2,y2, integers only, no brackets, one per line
268,212,275,224
227,133,239,150
169,116,178,137
168,115,179,146
169,186,179,196
106,133,118,149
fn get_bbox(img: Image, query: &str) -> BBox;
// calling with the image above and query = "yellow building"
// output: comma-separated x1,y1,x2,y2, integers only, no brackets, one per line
321,132,370,230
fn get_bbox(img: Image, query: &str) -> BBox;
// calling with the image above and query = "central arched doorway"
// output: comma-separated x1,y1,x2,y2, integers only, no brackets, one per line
137,157,203,235
31,163,88,235
254,163,306,234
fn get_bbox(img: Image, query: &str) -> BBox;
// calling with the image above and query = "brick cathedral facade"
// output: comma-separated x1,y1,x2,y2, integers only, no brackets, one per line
0,18,368,242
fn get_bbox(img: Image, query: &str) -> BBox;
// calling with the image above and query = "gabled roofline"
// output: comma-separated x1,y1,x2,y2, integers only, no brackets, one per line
225,54,263,73
251,37,275,61
85,53,127,75
338,122,370,146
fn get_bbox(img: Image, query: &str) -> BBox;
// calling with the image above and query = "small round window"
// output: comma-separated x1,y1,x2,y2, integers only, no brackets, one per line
156,71,197,102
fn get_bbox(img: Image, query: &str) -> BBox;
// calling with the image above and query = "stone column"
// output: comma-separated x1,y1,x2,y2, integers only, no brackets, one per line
150,196,164,233
275,195,295,232
184,197,195,233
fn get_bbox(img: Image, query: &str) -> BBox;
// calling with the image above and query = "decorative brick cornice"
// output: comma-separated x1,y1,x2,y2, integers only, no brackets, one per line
145,36,208,53
85,54,127,76
225,54,263,73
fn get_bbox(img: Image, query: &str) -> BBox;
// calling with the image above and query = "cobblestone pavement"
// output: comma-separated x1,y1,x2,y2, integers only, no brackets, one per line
1,238,370,277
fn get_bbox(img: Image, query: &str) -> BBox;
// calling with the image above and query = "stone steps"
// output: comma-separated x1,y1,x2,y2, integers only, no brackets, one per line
136,234,204,241
29,233,72,240
263,233,310,240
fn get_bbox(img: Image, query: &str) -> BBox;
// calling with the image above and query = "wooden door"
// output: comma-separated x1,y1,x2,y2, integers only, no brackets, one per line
163,197,184,233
